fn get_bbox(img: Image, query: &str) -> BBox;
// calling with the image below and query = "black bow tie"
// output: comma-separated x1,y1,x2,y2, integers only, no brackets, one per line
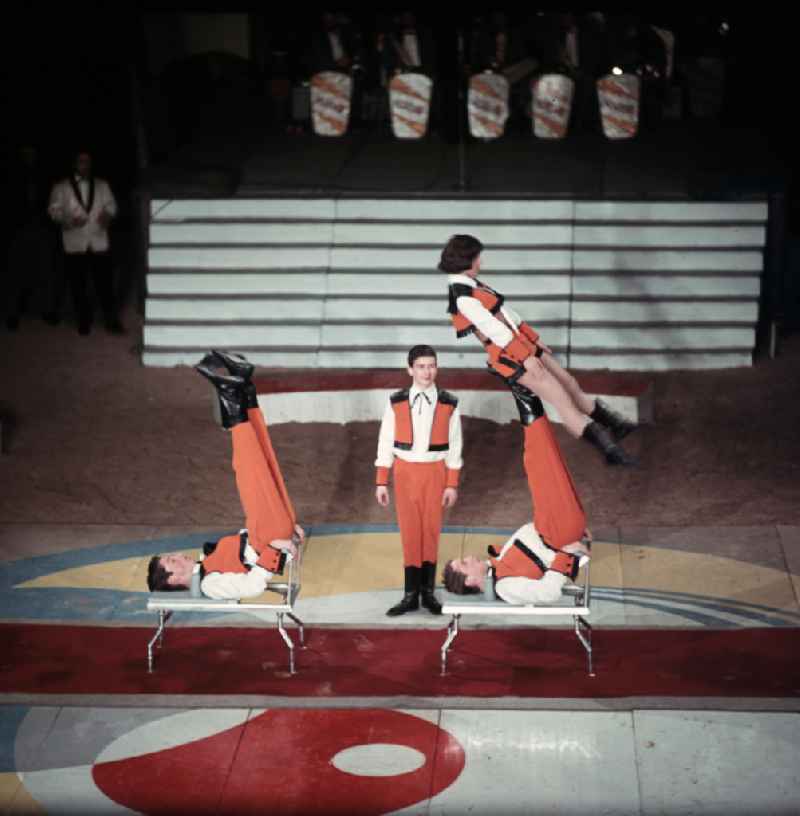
411,391,431,414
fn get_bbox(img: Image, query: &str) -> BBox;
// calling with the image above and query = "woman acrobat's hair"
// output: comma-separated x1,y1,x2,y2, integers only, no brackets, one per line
438,234,484,273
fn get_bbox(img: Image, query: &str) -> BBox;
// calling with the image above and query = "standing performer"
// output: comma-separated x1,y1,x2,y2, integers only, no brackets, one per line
148,351,303,600
441,233,637,465
375,345,463,616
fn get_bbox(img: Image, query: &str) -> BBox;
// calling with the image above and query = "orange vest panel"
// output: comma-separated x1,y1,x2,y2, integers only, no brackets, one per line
489,537,579,582
202,534,248,576
201,532,285,577
448,283,504,339
391,390,457,452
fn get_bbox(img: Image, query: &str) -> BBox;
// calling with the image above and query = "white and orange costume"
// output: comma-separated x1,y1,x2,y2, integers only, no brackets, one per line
375,385,462,566
447,273,541,383
200,404,297,599
489,521,583,605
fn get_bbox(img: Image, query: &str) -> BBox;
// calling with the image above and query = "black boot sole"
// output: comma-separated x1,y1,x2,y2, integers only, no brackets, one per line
610,424,638,442
420,595,442,615
606,449,638,466
386,600,420,616
386,591,420,616
211,349,255,380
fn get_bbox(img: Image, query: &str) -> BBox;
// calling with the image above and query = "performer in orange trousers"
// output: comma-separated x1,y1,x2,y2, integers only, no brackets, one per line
148,351,303,599
443,383,591,602
375,345,463,617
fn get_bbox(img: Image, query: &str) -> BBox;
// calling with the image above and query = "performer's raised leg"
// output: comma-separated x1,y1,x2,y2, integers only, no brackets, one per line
511,385,587,550
209,349,298,526
196,362,295,551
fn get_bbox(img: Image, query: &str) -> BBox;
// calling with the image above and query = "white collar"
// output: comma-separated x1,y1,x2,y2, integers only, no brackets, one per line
448,272,477,287
409,383,437,402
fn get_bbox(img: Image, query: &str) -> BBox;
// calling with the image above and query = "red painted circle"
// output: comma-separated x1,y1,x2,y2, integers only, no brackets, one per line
93,708,465,815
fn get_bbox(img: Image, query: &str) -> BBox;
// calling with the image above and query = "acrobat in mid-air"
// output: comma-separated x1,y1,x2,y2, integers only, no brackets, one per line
441,233,638,465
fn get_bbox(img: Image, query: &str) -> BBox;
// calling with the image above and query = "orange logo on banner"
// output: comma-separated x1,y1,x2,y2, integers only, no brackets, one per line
390,73,433,139
468,73,509,139
596,73,640,139
311,71,352,137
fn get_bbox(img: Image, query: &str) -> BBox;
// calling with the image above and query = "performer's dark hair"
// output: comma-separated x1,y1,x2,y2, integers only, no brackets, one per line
438,234,484,273
443,560,481,595
408,344,437,366
147,555,185,592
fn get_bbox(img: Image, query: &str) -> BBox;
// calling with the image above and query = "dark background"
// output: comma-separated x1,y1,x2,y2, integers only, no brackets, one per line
3,7,794,197
3,6,798,332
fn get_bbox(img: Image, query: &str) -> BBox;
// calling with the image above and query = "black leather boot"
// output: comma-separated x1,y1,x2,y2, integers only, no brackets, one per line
242,382,259,410
419,561,442,615
509,381,546,426
208,350,258,409
195,365,248,429
582,421,637,466
590,398,638,441
211,349,255,381
386,566,421,616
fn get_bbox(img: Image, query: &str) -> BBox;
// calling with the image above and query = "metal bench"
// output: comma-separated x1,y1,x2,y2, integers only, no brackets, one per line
146,548,305,675
440,561,593,677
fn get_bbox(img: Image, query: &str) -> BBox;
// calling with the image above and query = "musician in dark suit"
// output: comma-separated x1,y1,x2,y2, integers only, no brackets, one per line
527,12,613,138
306,13,366,131
469,12,526,74
468,12,532,133
307,12,361,74
380,12,437,78
377,12,440,136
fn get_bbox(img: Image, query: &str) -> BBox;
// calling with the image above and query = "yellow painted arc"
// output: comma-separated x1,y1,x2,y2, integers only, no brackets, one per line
12,536,800,615
0,772,44,814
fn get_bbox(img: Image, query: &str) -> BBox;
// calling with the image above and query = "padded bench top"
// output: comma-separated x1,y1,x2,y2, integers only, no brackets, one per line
147,586,295,612
441,583,589,617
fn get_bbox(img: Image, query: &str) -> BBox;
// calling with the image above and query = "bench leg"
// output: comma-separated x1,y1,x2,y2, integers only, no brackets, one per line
276,612,297,675
574,615,594,677
287,612,305,648
147,610,171,673
440,614,460,676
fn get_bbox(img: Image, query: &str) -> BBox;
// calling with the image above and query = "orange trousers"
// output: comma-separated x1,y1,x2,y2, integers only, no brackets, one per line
393,458,446,566
523,416,586,550
225,407,296,555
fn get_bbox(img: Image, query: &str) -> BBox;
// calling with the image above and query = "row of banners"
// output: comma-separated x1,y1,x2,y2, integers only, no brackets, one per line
310,71,640,140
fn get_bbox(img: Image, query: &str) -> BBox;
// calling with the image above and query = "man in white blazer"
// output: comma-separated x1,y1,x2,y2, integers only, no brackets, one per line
48,150,122,334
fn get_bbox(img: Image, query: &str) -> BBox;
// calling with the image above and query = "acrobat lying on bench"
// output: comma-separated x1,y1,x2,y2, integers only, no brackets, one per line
147,539,305,674
437,375,600,677
441,523,592,676
146,349,306,674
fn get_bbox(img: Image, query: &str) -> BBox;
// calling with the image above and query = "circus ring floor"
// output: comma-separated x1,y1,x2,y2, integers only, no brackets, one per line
1,522,799,815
